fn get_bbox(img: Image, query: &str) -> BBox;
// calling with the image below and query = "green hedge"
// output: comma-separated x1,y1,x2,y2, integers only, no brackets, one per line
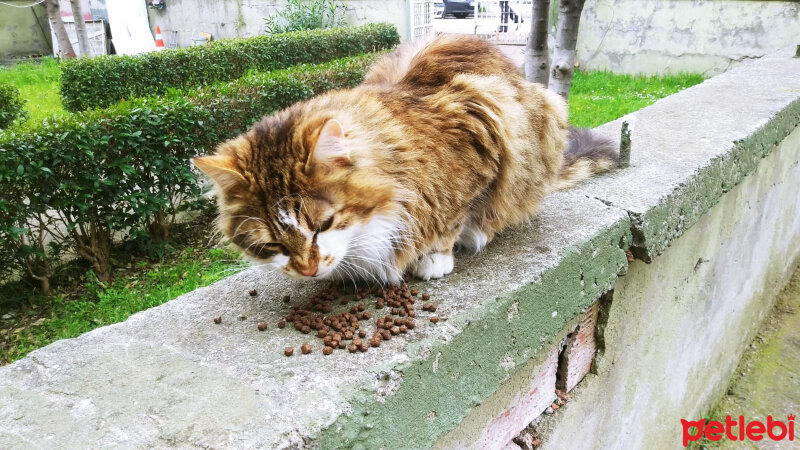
0,84,27,129
0,52,379,288
60,23,399,112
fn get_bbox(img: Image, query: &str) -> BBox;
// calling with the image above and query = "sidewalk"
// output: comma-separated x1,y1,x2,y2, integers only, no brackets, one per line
705,263,800,447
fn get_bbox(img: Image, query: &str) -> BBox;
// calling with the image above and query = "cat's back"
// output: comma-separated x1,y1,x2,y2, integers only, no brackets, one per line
364,35,522,90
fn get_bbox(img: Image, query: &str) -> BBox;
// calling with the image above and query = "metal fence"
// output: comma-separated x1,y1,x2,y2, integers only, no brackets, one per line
473,1,531,44
411,0,436,41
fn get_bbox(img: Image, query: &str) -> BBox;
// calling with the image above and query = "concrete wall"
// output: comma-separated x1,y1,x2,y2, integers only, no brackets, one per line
146,0,409,49
537,123,800,448
0,1,52,62
577,0,800,75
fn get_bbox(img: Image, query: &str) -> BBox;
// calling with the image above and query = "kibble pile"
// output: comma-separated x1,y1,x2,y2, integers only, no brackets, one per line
216,283,440,356
281,283,439,356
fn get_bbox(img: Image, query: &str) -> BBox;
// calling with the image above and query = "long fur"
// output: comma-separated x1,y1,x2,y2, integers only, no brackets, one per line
193,35,618,283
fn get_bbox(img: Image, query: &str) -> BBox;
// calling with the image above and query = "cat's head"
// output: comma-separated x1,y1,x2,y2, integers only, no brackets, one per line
193,108,402,280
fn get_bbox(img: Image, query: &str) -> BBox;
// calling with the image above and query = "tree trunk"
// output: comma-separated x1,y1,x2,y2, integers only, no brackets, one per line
549,0,586,100
524,0,551,85
69,0,91,57
46,0,75,60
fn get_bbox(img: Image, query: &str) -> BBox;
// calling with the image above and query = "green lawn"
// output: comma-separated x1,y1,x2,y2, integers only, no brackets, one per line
0,63,705,365
0,57,65,124
0,58,703,129
569,70,706,128
0,244,243,364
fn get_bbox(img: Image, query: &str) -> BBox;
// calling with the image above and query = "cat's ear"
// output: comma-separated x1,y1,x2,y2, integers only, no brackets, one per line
308,119,349,170
192,154,247,193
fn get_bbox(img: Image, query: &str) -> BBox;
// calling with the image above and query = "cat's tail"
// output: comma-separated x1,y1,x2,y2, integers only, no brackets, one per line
553,127,619,190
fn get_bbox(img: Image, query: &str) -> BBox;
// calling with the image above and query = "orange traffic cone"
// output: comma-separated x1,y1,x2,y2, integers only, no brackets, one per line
155,26,165,50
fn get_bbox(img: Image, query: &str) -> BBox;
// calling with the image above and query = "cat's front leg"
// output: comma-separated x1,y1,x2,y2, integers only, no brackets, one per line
409,229,459,280
411,251,455,281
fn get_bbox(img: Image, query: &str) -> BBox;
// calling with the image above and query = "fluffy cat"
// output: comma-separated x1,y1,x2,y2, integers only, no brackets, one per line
192,35,617,283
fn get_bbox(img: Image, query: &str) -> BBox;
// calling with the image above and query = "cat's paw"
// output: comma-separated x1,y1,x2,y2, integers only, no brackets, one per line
411,252,454,280
456,223,489,253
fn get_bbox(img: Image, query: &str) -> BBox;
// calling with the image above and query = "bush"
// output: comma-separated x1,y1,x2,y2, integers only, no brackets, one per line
0,84,27,129
265,0,347,34
0,52,381,288
60,23,399,112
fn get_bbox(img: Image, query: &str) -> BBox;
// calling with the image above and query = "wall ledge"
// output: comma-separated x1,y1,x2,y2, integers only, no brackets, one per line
1,48,799,449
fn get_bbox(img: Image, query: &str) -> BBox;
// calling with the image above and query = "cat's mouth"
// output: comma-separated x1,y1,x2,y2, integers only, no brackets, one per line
283,259,338,279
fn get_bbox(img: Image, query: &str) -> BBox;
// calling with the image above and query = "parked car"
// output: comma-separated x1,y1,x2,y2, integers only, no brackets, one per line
438,0,474,18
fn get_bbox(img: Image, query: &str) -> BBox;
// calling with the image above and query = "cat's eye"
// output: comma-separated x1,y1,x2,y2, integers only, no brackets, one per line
319,214,335,232
255,243,288,257
270,243,289,255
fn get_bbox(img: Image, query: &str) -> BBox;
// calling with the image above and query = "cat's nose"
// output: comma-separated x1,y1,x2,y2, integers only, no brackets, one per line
298,264,318,277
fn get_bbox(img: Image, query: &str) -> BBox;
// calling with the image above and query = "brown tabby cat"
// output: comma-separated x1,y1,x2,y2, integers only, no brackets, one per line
192,35,616,283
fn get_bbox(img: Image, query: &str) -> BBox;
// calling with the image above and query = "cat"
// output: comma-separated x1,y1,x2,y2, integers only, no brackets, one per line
192,35,617,284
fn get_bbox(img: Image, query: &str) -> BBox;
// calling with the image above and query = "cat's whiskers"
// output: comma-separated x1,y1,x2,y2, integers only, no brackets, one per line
340,258,384,286
334,259,361,293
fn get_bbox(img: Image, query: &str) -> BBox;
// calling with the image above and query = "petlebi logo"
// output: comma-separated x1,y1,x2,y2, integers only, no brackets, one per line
681,414,796,447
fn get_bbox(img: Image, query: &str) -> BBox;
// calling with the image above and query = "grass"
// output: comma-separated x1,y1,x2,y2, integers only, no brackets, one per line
0,57,704,129
0,65,705,365
0,217,243,365
0,57,65,124
569,70,706,128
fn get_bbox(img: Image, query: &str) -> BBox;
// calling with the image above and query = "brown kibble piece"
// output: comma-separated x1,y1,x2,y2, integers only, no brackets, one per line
399,325,408,333
411,289,419,296
390,326,400,335
422,293,430,300
282,295,291,303
429,305,437,312
338,341,346,349
430,316,439,324
301,344,312,354
249,289,258,297
277,320,286,328
284,347,294,356
301,325,311,334
317,330,327,338
257,322,268,331
353,338,363,347
213,316,222,324
348,344,358,353
382,330,392,340
363,311,372,319
323,346,333,355
359,343,369,352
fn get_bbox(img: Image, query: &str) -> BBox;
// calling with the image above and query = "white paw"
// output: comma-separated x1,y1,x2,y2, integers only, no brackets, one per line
411,252,454,280
456,223,488,253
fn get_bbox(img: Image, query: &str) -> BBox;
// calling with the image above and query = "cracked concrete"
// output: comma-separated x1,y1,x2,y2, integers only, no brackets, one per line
578,0,800,75
571,47,800,261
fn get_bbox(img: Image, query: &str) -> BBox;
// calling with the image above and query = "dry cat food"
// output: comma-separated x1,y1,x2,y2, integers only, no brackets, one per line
284,347,294,356
249,289,258,297
275,282,440,356
213,316,222,324
258,322,268,331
